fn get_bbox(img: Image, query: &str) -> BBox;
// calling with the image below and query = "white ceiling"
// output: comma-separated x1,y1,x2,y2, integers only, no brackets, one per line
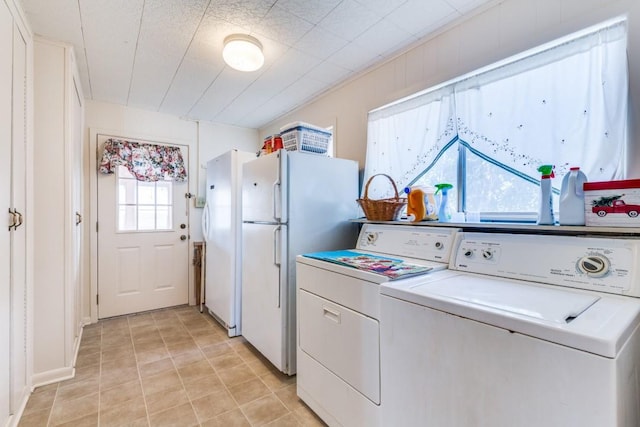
20,0,493,129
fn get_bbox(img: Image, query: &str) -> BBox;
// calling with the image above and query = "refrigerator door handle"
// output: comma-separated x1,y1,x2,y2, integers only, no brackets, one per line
272,180,281,221
201,202,210,240
273,225,281,308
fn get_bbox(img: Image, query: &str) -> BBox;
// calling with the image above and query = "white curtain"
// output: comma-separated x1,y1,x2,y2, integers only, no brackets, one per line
454,19,627,184
364,87,456,199
364,18,628,199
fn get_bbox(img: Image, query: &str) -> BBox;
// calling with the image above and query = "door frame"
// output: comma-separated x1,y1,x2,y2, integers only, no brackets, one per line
88,128,195,324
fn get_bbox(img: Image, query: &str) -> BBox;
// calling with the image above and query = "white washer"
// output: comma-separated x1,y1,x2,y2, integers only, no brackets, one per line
381,232,640,427
295,224,459,427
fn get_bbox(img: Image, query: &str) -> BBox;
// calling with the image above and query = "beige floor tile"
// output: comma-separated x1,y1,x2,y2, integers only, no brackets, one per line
17,408,51,427
69,362,101,385
182,374,226,401
193,333,226,348
148,402,198,427
101,331,132,348
99,396,147,427
247,358,276,377
208,353,244,371
166,339,199,357
172,347,206,369
56,377,100,402
136,346,171,365
177,359,215,382
227,377,272,405
22,384,57,415
275,384,306,412
217,363,258,388
54,411,98,427
200,342,235,360
49,393,99,426
191,389,238,422
260,369,296,391
101,342,135,362
145,386,190,415
199,408,250,427
141,370,183,396
127,313,156,328
100,379,143,411
241,394,289,426
75,350,101,368
265,412,303,427
100,364,139,390
133,334,164,348
138,357,175,379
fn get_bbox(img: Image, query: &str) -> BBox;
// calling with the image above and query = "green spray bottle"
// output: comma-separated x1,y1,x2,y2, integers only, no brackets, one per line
537,165,555,225
435,183,453,222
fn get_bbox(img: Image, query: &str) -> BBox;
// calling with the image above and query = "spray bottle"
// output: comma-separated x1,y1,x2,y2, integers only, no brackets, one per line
537,165,555,225
435,183,454,222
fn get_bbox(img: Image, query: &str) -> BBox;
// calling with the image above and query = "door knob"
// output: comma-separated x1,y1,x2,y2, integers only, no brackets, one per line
180,235,187,241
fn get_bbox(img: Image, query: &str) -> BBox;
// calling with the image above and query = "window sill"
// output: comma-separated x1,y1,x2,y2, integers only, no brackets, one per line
351,218,640,237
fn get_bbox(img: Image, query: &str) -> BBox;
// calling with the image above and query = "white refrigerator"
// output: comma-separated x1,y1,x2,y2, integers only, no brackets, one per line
242,150,359,375
202,149,256,337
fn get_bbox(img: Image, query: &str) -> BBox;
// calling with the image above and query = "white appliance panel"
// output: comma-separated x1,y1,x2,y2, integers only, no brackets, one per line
242,152,287,223
203,150,254,336
381,293,639,427
454,233,640,297
356,223,457,262
241,221,288,372
299,290,380,404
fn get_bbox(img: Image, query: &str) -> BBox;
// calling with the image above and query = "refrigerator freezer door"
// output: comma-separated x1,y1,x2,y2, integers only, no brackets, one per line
204,150,254,336
242,222,289,373
242,152,288,223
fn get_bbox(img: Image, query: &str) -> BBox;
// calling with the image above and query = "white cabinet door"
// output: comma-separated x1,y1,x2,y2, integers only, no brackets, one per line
0,1,14,423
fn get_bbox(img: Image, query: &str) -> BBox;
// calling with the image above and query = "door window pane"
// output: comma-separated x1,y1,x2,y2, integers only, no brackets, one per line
116,166,177,232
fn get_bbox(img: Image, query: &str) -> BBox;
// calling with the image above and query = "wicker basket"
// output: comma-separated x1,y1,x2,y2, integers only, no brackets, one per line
357,174,407,221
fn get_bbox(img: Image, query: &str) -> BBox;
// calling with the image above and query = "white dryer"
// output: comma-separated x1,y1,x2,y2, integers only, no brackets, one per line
381,232,640,427
295,224,459,427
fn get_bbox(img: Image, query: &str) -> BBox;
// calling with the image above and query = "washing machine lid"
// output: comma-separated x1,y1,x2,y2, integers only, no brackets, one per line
425,275,599,324
382,273,640,358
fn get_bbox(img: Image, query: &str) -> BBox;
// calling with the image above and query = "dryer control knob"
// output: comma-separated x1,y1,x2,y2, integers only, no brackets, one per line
464,249,473,258
482,249,493,260
577,255,610,278
434,241,444,250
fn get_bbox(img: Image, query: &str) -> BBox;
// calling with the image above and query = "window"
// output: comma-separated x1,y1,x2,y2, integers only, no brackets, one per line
117,166,173,231
364,17,628,221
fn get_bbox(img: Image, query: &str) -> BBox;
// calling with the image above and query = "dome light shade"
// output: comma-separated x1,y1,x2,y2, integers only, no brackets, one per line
223,34,264,72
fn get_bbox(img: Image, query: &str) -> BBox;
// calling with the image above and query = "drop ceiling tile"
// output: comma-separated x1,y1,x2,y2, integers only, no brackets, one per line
328,40,382,72
305,61,352,84
293,26,349,60
354,0,409,17
318,0,381,41
79,0,144,104
206,0,274,30
127,0,209,110
252,4,314,47
354,17,417,58
273,0,341,23
386,0,458,38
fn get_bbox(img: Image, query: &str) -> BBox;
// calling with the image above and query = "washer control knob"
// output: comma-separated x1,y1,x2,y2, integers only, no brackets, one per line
464,249,473,258
482,249,493,260
577,255,610,277
434,241,444,250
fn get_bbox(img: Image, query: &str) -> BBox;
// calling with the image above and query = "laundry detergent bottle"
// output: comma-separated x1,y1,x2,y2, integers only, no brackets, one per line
537,165,555,225
435,183,453,222
559,167,588,225
404,186,426,222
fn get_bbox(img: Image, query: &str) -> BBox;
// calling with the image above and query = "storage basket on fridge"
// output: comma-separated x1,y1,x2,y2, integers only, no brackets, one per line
357,174,407,221
280,122,331,155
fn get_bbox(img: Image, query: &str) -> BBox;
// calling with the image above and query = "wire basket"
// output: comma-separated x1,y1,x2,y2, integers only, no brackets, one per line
357,174,407,221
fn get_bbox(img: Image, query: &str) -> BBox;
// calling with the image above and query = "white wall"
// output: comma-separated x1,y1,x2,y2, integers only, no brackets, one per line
261,0,640,178
83,100,259,319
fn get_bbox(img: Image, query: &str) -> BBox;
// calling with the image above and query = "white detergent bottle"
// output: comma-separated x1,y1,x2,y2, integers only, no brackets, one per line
559,167,588,225
537,165,555,225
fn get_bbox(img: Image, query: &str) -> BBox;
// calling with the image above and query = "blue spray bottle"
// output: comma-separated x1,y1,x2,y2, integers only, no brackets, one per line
435,183,453,222
537,165,555,225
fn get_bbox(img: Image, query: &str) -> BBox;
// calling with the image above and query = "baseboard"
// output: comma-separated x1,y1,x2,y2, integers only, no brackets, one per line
31,366,75,389
6,387,30,427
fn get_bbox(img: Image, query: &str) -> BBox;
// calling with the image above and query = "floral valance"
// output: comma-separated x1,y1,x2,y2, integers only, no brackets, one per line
99,138,187,182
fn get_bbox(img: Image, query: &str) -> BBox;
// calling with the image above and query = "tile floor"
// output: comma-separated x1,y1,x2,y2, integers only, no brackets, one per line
18,305,326,427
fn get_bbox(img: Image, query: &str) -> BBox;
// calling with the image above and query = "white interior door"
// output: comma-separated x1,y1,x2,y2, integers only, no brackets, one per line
97,135,189,318
0,1,13,423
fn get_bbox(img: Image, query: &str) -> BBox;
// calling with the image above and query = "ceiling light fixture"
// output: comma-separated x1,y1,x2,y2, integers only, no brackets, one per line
222,34,264,72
